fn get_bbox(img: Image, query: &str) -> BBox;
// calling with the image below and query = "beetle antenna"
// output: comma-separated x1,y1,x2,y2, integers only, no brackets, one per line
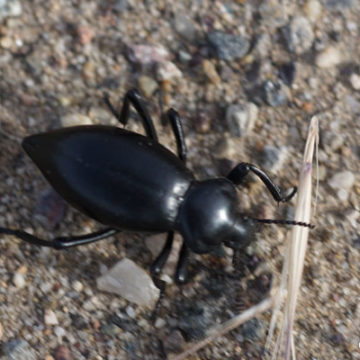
250,218,315,229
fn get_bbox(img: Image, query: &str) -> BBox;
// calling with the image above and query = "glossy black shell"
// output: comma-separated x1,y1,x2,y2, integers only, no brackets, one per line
22,125,194,232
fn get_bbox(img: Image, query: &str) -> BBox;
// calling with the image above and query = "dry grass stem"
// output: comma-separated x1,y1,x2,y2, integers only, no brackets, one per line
266,116,319,359
170,295,276,360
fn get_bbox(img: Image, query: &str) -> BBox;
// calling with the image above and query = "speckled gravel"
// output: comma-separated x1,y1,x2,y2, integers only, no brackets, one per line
0,1,359,359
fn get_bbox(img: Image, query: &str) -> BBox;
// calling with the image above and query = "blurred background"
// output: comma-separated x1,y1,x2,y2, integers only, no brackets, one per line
0,0,359,359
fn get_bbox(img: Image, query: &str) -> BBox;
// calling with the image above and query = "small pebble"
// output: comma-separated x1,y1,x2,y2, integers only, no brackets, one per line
156,61,182,81
77,25,94,45
345,209,359,228
97,258,160,308
259,0,288,28
100,322,120,336
263,80,288,107
128,44,169,66
315,47,342,68
226,102,258,137
3,339,36,360
126,306,136,318
329,171,355,190
113,0,128,12
13,272,25,288
88,107,112,124
173,12,196,42
208,31,250,61
260,145,289,172
202,59,221,85
241,318,266,341
215,136,238,159
54,326,66,339
162,329,186,354
138,75,158,97
0,322,3,340
283,17,314,54
154,317,166,329
44,309,59,326
304,0,322,23
278,62,296,87
145,233,166,257
0,0,22,21
325,0,354,11
54,345,73,360
61,113,93,127
0,36,13,49
72,280,84,292
194,111,212,133
350,73,360,90
253,33,271,58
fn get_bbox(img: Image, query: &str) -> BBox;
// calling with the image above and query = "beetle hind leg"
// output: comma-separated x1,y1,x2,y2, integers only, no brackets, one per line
0,226,118,249
104,89,158,141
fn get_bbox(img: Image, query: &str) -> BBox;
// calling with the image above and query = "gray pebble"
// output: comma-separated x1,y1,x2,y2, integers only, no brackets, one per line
113,0,128,12
226,102,258,137
260,145,289,172
325,0,354,11
0,0,22,21
162,330,186,354
259,0,288,28
173,13,197,42
253,33,272,58
329,171,355,191
283,16,314,55
208,31,250,61
96,258,160,309
263,80,288,107
2,339,36,360
241,318,266,341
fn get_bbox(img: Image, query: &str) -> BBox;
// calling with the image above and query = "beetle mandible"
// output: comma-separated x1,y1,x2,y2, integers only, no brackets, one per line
0,89,310,284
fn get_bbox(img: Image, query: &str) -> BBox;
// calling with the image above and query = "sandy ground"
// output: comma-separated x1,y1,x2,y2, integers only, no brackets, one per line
0,1,359,359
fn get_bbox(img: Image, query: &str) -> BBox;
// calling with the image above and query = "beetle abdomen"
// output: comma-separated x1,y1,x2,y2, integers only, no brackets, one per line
22,125,194,231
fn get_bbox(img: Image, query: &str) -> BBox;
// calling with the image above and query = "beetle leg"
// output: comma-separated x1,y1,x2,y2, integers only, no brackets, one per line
175,242,190,284
52,228,119,249
227,162,297,203
166,109,187,162
150,231,174,276
0,227,118,249
104,89,158,141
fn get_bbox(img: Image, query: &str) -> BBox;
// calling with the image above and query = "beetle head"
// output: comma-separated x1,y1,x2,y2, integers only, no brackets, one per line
177,179,255,254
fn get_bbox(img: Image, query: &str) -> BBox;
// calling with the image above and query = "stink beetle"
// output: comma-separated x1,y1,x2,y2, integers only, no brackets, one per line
0,89,310,284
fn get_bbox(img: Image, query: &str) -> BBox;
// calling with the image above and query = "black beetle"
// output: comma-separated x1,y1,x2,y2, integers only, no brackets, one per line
0,89,310,284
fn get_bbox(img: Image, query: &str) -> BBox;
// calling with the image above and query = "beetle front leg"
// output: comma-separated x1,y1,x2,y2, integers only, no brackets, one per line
104,89,158,141
227,162,297,203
